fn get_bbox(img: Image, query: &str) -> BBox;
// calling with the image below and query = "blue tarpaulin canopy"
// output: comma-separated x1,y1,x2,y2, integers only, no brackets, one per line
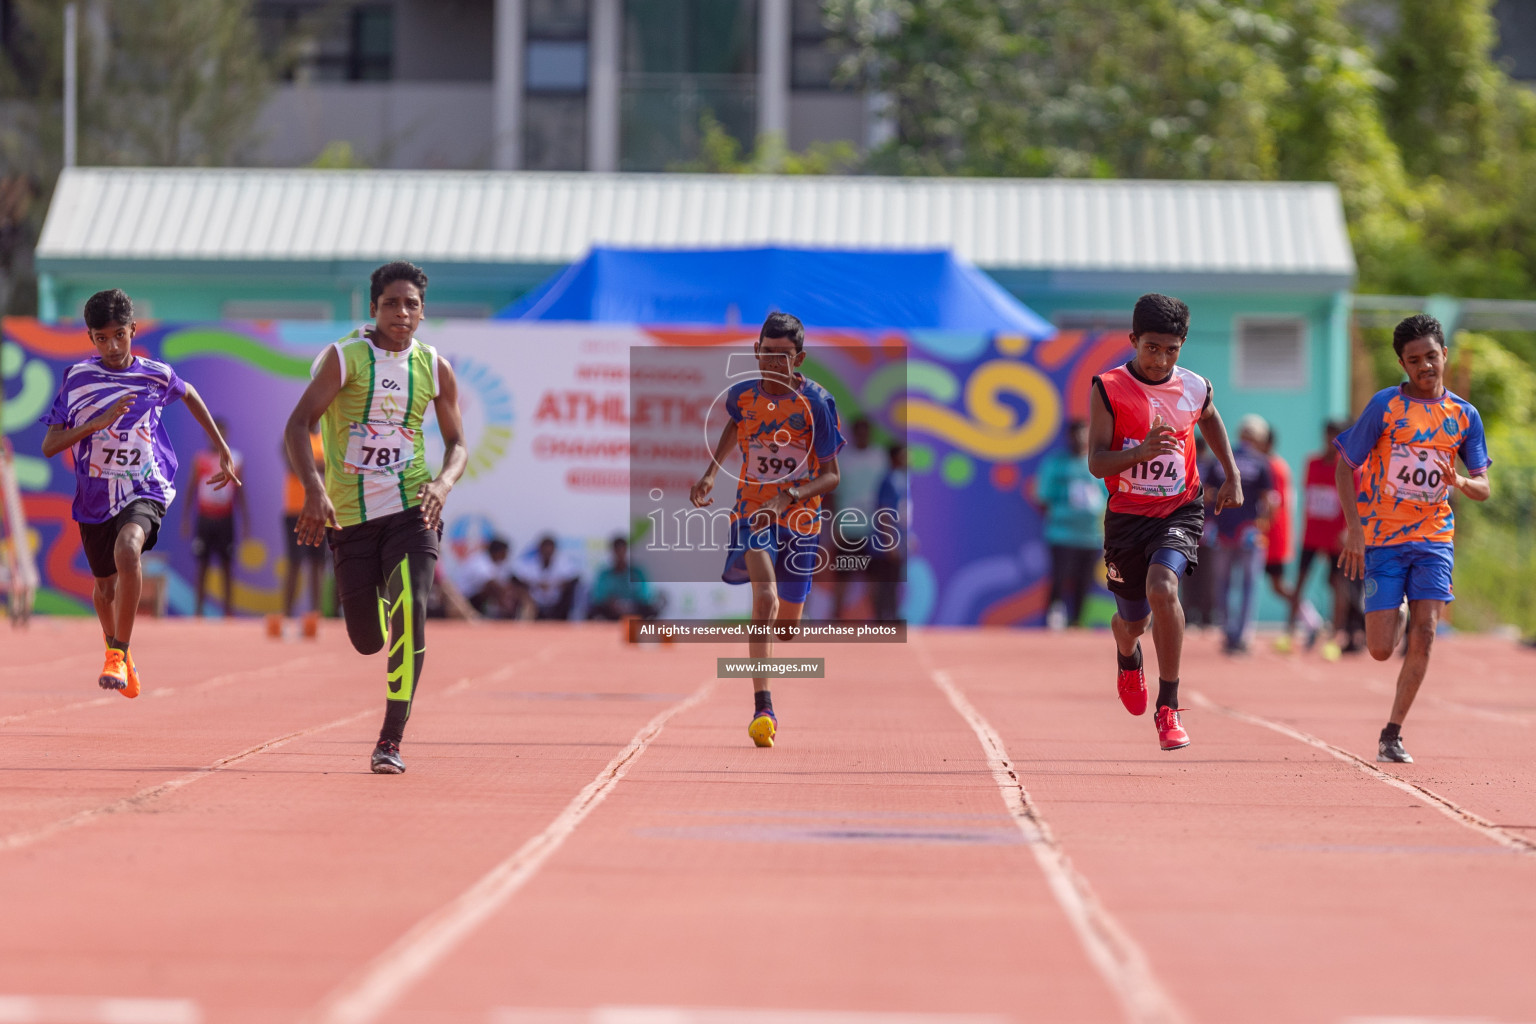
496,246,1055,337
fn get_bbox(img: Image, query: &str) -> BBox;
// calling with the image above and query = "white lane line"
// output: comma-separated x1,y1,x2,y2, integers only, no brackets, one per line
929,668,1185,1024
0,708,376,854
1188,691,1536,855
310,678,719,1024
493,1009,1010,1024
0,655,321,729
0,995,200,1023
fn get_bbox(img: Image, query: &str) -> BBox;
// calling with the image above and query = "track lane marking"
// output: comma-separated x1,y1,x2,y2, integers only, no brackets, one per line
0,708,377,854
0,654,323,728
927,664,1185,1024
493,1009,1011,1024
309,677,719,1024
1188,691,1536,855
0,995,200,1023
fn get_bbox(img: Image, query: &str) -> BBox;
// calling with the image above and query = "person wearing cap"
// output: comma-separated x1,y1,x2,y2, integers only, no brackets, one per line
1203,414,1275,654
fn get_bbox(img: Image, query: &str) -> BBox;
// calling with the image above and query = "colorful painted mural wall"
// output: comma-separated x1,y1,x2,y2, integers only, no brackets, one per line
1,319,1126,626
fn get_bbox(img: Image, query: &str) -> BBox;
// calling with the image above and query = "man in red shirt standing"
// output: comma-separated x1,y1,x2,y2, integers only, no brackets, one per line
1087,294,1242,751
1291,422,1358,658
185,417,246,617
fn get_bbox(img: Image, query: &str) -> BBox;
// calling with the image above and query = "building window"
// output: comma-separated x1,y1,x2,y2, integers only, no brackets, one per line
621,0,758,170
527,40,588,92
791,0,843,90
524,95,588,170
1234,318,1309,390
257,2,393,83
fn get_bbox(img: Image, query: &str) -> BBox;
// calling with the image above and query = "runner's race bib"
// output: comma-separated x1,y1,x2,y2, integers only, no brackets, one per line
746,435,811,484
1305,484,1339,519
88,430,154,480
1120,438,1185,497
343,423,416,475
1386,444,1448,504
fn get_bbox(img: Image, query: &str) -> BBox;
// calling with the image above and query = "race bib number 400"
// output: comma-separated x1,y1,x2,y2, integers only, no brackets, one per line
1120,438,1185,497
88,431,154,480
343,423,416,475
1387,444,1448,504
746,435,811,484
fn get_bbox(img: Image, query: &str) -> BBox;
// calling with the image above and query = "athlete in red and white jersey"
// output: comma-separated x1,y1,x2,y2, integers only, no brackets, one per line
1096,363,1209,518
1087,293,1242,751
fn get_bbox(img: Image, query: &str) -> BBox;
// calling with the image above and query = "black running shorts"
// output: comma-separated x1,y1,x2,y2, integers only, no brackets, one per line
78,499,166,579
1102,499,1204,603
328,508,440,607
192,514,234,561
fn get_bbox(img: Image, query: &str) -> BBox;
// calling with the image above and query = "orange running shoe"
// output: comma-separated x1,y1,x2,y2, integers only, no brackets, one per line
1154,705,1190,751
98,649,128,692
121,649,141,699
301,611,320,640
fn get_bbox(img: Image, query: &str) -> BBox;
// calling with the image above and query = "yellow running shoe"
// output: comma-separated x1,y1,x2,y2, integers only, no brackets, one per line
1320,640,1342,662
748,710,777,748
98,649,128,692
1272,633,1294,655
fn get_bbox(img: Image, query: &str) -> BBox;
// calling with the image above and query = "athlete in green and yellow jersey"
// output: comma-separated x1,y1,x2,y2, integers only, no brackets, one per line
284,261,468,774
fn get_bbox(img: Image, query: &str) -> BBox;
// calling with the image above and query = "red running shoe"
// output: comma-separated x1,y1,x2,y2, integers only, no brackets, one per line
1117,644,1147,716
1154,706,1190,750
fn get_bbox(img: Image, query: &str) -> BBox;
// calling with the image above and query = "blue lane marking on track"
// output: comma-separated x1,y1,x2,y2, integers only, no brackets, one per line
633,824,1028,845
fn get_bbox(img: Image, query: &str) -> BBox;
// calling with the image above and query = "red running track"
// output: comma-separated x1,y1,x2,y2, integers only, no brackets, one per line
1,618,1534,1024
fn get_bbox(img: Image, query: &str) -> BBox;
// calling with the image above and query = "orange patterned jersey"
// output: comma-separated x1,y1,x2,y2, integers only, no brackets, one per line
727,374,845,535
1333,386,1490,546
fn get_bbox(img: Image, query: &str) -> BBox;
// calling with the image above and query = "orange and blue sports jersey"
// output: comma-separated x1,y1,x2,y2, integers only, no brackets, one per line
1333,386,1490,547
727,374,845,535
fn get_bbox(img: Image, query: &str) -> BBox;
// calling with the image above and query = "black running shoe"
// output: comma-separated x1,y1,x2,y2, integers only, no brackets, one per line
371,740,405,774
1377,733,1413,764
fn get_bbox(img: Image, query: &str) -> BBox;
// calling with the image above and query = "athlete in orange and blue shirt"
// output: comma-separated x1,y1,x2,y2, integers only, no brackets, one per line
691,312,844,748
1334,314,1491,764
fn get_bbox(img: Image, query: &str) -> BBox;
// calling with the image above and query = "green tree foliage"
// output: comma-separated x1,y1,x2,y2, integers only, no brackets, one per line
825,0,1536,299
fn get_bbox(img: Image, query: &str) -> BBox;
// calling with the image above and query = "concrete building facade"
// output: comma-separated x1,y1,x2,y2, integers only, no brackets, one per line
250,0,870,173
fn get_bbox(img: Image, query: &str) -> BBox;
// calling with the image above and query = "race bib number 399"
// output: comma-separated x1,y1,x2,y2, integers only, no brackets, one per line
88,431,154,480
1120,438,1185,497
343,423,416,475
746,436,811,484
1387,444,1448,504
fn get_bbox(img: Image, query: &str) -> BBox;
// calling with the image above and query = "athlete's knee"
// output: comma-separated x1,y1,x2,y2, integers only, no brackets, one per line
95,575,117,601
1407,615,1437,653
1146,574,1179,607
347,623,384,656
1366,637,1395,661
113,532,144,568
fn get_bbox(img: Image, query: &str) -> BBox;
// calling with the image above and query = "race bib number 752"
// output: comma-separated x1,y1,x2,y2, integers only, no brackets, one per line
88,431,154,480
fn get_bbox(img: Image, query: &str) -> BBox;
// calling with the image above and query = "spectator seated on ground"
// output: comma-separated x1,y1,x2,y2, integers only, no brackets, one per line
587,536,663,620
456,537,519,618
511,535,582,620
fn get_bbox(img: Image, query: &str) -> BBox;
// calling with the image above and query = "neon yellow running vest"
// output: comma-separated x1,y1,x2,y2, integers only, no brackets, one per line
316,328,440,527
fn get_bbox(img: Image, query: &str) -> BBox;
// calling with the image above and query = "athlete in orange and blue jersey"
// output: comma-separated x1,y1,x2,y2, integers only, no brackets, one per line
1333,314,1491,764
691,313,844,748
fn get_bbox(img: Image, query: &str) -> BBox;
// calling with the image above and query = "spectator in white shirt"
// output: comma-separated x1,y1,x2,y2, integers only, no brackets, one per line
512,535,582,620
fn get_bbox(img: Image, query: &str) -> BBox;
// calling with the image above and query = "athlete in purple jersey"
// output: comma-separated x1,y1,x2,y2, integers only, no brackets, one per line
41,289,240,696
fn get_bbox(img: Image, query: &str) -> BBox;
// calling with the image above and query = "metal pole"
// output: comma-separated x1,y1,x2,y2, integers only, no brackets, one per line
63,3,77,168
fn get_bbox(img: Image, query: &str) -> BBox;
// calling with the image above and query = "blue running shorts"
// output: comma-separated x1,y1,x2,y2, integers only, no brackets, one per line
1363,541,1454,613
722,520,822,604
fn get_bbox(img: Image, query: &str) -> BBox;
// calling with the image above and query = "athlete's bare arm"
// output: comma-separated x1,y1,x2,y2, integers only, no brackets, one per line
1085,383,1176,479
759,455,840,527
40,395,132,458
1437,451,1491,503
690,419,739,507
1334,457,1364,580
418,358,468,531
1196,403,1242,513
284,348,344,546
182,383,241,490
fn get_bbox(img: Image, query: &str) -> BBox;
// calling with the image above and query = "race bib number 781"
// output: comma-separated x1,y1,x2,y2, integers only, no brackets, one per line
343,423,416,475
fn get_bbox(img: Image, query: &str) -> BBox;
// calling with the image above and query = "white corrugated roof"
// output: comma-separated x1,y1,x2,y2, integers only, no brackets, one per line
38,167,1355,278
